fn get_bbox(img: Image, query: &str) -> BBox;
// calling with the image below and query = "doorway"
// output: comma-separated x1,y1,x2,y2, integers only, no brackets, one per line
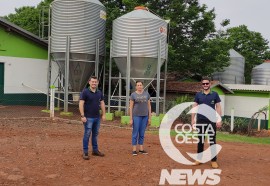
0,63,4,104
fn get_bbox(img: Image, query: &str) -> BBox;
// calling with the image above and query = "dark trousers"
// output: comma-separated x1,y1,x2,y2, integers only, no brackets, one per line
196,119,217,162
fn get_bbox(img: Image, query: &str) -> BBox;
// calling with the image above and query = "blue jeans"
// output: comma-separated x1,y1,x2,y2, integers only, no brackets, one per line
83,118,100,153
132,116,148,146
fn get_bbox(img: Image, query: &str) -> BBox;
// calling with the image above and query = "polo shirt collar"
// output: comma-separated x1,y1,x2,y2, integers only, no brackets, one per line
201,90,213,95
89,87,98,93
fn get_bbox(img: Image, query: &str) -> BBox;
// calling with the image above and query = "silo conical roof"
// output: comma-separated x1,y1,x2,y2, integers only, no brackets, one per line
54,0,104,7
229,49,244,58
253,60,270,69
119,7,163,20
251,60,270,85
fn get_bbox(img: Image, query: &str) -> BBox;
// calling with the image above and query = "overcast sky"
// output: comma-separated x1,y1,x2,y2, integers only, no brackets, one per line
0,0,269,44
200,0,270,44
0,0,42,16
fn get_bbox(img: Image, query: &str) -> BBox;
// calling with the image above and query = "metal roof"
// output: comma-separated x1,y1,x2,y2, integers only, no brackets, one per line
165,81,234,94
253,61,270,69
0,17,47,48
211,82,234,94
119,8,162,20
224,84,270,92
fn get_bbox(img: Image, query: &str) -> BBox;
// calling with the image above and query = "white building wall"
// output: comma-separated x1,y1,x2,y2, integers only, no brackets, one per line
224,95,269,119
219,95,225,117
0,56,58,94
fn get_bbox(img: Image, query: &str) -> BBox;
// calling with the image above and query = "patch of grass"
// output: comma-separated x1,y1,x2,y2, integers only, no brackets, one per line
216,132,270,145
149,130,270,145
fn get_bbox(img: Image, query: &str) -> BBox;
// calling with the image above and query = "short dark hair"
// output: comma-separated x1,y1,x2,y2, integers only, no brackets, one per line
201,76,211,82
135,81,143,85
89,76,98,81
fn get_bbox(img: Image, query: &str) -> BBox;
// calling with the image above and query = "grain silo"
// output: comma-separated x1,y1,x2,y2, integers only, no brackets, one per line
251,60,270,85
212,49,245,84
112,6,167,91
108,6,168,115
50,0,106,93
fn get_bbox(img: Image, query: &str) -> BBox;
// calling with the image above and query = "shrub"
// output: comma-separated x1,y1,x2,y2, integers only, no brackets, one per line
220,117,249,134
166,94,194,124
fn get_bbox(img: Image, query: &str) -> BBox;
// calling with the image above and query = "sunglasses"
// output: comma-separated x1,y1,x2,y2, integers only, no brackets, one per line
202,83,209,85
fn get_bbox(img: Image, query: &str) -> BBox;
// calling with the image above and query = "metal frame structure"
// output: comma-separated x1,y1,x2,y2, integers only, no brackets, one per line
108,38,168,116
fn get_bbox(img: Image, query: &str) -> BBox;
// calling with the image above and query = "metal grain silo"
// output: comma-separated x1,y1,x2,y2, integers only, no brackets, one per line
251,60,270,85
112,6,168,91
51,0,106,92
213,49,245,84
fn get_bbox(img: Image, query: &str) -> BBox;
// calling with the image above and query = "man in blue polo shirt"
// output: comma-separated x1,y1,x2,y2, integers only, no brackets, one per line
191,77,222,168
79,76,106,160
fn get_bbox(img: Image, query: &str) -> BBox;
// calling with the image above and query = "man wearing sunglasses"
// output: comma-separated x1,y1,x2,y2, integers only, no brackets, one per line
191,77,222,169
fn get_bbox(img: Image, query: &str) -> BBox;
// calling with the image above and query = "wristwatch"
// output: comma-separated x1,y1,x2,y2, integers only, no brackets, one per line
81,115,85,118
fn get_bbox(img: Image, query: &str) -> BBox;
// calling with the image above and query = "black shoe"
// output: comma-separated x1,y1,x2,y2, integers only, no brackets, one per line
92,150,105,157
83,153,89,160
139,150,148,155
132,151,138,156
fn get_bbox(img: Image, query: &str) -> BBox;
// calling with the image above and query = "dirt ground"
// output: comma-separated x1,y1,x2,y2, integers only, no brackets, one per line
0,106,270,186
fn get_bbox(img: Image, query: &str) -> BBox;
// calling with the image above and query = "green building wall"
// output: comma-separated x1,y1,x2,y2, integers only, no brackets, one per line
211,86,225,95
0,27,47,59
0,26,48,106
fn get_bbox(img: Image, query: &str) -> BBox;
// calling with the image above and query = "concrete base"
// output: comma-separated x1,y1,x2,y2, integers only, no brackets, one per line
121,116,130,125
106,113,114,121
41,109,50,113
41,108,60,113
60,112,73,116
159,114,165,122
151,116,161,127
115,111,124,117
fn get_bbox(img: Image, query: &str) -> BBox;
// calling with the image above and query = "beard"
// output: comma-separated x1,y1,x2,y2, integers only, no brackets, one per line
203,86,210,90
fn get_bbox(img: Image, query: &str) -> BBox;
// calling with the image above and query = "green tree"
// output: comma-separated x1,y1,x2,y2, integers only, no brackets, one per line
5,6,40,36
5,0,53,38
226,25,270,83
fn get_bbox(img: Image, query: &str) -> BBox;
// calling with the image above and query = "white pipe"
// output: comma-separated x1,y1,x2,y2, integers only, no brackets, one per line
22,83,74,104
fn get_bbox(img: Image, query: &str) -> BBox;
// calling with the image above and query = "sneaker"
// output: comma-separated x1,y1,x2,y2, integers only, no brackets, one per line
132,151,138,156
211,161,219,169
83,153,89,160
92,150,105,157
139,150,148,155
192,161,201,166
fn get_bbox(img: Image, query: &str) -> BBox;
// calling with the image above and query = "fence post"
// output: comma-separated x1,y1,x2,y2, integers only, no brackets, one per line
50,85,55,118
231,108,234,132
268,99,270,129
258,119,261,131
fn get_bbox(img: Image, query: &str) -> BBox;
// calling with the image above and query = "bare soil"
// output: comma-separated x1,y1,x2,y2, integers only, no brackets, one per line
0,106,270,186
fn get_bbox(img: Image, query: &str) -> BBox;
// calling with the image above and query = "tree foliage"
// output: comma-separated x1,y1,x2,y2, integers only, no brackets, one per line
5,0,53,38
5,6,40,36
